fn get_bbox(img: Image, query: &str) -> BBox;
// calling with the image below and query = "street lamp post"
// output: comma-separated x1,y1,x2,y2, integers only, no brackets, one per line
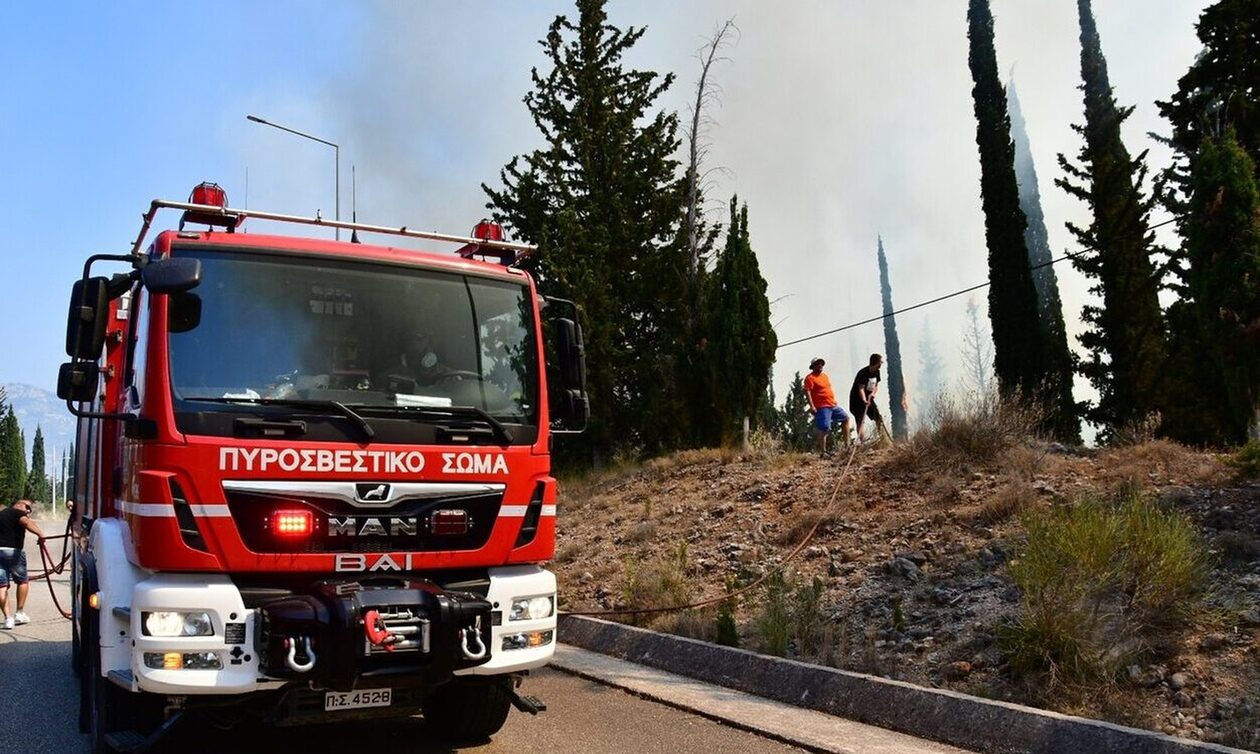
246,114,341,240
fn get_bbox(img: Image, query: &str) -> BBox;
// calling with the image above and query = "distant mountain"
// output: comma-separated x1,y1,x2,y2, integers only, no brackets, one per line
2,383,76,459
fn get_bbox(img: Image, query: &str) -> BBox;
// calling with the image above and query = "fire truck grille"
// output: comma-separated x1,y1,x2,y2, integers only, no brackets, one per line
224,490,503,554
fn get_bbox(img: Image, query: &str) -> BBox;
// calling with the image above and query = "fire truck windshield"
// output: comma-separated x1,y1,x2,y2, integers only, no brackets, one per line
166,248,538,432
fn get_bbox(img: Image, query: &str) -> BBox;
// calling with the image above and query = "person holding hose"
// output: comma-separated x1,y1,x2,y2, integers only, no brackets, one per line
0,499,46,629
850,353,893,444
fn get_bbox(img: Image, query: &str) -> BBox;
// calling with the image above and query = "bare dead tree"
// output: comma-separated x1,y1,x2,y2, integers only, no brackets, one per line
684,18,738,283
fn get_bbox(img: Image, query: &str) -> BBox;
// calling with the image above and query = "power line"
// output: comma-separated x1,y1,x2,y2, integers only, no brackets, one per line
776,214,1185,350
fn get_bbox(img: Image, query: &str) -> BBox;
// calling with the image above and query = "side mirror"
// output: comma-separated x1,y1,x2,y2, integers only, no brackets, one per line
57,362,99,403
552,317,589,431
142,257,201,294
65,277,110,360
555,317,587,390
168,292,202,333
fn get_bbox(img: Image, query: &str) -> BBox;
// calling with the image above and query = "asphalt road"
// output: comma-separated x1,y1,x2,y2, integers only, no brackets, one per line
1,531,805,754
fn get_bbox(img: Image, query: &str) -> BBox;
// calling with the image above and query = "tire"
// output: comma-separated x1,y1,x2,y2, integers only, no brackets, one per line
82,601,122,753
422,678,513,742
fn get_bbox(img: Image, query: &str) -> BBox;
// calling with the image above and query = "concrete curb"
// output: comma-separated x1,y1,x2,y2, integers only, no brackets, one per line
559,615,1249,754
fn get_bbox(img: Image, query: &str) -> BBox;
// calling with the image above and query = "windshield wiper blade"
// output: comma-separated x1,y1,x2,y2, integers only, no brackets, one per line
186,397,375,441
352,404,512,446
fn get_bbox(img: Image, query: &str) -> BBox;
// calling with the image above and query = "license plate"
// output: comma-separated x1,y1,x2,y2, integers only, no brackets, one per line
324,688,392,711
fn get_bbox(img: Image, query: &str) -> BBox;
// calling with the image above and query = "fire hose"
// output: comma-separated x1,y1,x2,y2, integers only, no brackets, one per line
30,515,77,620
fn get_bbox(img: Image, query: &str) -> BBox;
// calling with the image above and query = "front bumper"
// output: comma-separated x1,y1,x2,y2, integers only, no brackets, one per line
127,565,555,695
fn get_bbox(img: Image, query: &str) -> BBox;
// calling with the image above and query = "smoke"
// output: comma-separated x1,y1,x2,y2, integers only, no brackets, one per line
233,0,1210,407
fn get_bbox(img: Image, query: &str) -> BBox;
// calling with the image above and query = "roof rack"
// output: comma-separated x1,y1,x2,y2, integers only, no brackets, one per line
129,199,537,262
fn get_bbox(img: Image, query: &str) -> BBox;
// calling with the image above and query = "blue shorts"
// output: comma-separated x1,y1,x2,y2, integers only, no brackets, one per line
0,548,27,586
814,406,850,432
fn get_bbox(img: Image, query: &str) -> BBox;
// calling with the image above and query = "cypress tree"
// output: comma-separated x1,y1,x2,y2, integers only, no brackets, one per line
484,0,687,459
1057,0,1168,440
704,197,777,444
0,407,26,503
966,0,1055,413
26,425,48,503
877,237,908,440
1008,77,1080,442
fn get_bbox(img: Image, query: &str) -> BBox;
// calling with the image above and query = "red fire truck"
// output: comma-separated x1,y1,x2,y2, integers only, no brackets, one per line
58,184,587,752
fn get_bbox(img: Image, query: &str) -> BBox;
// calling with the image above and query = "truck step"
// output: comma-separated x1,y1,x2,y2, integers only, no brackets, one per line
107,669,135,690
509,692,547,715
103,730,147,752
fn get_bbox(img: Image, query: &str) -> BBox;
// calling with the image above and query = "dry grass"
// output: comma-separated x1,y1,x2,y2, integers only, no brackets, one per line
1096,440,1227,490
1227,440,1260,480
889,394,1043,476
975,481,1035,526
620,544,691,624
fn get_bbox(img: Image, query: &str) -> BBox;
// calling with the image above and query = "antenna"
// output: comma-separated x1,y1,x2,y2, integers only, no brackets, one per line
351,165,360,244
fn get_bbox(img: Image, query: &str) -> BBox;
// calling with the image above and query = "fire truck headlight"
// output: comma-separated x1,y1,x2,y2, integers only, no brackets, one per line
142,611,214,637
509,595,554,621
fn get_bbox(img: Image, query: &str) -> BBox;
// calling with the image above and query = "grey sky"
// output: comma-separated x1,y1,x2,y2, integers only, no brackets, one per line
224,1,1212,415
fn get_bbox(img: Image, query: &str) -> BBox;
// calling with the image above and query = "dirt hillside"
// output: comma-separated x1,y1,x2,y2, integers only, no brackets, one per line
553,439,1260,749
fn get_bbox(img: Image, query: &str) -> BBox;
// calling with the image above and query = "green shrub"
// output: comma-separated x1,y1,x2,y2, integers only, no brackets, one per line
755,571,792,656
621,543,690,625
1228,440,1260,480
715,602,740,647
1003,493,1210,687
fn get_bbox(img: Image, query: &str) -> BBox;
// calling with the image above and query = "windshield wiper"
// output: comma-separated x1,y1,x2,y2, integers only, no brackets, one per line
186,397,375,441
352,404,513,446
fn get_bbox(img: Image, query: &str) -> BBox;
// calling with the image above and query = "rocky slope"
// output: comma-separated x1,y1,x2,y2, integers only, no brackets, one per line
553,440,1260,750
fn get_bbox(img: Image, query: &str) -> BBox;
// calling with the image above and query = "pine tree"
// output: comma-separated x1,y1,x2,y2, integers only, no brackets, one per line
966,0,1054,409
1008,76,1080,442
918,321,946,411
961,298,995,402
1158,0,1260,178
26,425,48,503
484,0,687,459
703,197,777,444
0,407,26,503
1157,0,1260,444
1056,0,1168,441
1185,129,1260,440
777,372,813,451
877,237,908,440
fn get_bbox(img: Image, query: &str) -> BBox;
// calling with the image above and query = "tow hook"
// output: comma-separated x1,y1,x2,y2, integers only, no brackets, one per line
508,689,547,715
363,609,401,652
458,616,487,661
284,636,316,673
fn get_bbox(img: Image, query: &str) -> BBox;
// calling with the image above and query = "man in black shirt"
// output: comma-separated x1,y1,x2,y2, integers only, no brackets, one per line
849,353,893,444
0,499,45,629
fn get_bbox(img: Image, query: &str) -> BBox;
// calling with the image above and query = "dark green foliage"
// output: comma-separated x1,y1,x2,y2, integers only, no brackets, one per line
965,0,1056,421
876,237,908,441
715,601,740,647
0,406,27,504
1158,2,1260,445
1008,78,1080,443
1157,0,1260,174
25,426,49,504
484,0,687,459
777,372,814,450
1184,130,1260,440
701,197,777,444
1057,0,1167,441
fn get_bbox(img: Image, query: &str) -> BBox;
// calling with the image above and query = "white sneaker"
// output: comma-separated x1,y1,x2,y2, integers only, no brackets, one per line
1,617,12,630
13,611,29,625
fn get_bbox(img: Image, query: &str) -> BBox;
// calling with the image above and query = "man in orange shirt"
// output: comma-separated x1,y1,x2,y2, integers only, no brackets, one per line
803,357,851,456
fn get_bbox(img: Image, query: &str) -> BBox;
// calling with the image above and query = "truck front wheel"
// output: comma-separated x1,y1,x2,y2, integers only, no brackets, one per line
422,678,513,742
